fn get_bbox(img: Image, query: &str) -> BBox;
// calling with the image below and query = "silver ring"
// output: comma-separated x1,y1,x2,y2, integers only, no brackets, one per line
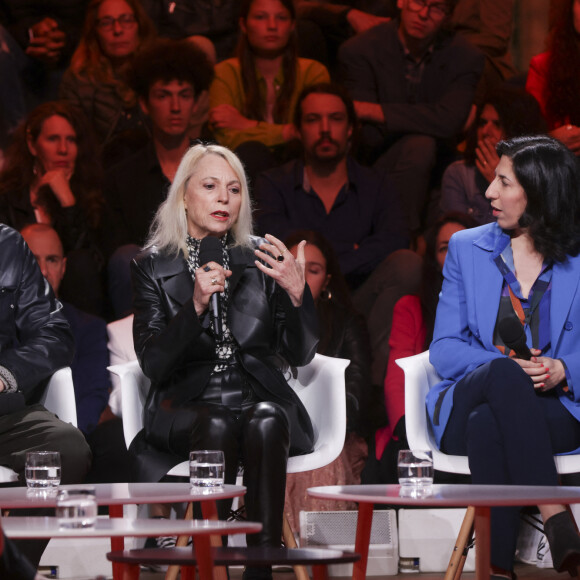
211,277,218,285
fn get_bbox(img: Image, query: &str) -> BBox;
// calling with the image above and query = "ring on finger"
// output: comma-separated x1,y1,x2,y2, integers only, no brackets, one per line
211,277,218,285
203,264,212,272
277,254,285,262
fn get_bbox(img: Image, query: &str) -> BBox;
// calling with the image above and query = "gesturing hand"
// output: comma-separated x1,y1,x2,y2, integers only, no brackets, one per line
513,349,566,391
193,261,232,316
255,234,306,306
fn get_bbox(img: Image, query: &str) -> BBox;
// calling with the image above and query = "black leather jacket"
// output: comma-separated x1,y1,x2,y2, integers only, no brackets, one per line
0,224,73,412
131,237,319,478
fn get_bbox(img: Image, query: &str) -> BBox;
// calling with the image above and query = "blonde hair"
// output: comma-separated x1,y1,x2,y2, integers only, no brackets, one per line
145,144,254,256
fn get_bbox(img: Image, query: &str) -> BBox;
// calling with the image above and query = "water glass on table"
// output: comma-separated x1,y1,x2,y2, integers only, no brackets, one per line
189,450,225,488
398,449,433,491
56,486,98,528
25,451,61,488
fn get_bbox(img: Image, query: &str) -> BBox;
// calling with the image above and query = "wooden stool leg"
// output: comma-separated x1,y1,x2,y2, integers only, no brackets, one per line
283,512,310,580
444,506,475,580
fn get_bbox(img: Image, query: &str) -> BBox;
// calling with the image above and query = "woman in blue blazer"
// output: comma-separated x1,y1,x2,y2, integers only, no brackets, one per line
428,135,580,578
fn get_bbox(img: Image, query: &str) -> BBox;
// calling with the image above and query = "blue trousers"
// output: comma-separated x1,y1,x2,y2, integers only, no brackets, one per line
441,358,580,570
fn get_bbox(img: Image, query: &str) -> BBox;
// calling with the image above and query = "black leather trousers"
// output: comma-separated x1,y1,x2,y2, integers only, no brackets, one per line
167,367,291,549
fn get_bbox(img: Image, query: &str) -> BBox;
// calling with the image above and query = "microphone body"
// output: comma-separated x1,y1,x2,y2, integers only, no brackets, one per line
199,237,224,340
498,317,533,360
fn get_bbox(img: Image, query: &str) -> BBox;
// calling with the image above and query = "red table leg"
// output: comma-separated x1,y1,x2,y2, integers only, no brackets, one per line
193,535,215,580
474,506,491,580
201,499,228,580
109,503,125,580
352,502,373,580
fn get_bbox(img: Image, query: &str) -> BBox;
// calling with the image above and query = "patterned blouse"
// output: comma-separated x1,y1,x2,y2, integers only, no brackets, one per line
185,235,238,372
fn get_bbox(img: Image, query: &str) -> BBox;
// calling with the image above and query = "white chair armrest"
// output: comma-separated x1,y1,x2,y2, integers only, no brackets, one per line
40,367,77,427
287,353,349,473
397,351,470,475
108,360,151,449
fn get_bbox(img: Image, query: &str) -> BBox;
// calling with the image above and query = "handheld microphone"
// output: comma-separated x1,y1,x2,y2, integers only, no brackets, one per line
498,316,533,360
199,237,224,340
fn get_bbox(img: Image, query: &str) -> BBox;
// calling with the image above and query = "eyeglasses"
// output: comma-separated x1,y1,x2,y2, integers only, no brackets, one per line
96,13,137,31
407,0,451,19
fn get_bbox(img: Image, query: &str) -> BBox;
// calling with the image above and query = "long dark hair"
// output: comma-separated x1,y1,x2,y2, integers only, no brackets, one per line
464,85,547,165
284,230,352,353
544,0,580,128
420,212,478,347
496,135,580,262
237,0,298,123
0,102,103,229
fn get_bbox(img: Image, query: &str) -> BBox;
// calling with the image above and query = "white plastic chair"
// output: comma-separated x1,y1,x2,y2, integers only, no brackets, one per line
397,350,580,579
108,354,349,580
397,349,580,475
108,353,350,478
0,367,78,483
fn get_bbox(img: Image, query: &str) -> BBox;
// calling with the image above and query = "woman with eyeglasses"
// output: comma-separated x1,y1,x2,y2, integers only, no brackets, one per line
59,0,156,148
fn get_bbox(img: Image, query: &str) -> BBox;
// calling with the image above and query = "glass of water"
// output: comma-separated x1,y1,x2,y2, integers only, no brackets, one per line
398,449,434,489
25,451,61,488
56,486,98,528
189,450,225,488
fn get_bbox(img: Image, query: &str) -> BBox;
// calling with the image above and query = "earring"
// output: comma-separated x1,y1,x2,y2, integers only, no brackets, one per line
320,288,332,301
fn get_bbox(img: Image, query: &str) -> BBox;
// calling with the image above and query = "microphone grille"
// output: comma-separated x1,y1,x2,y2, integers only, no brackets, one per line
199,236,223,266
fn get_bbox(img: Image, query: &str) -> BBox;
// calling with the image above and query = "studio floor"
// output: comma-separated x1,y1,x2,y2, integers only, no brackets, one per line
43,563,566,580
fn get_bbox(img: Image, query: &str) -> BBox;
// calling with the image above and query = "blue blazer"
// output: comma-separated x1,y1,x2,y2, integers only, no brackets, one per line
428,223,580,447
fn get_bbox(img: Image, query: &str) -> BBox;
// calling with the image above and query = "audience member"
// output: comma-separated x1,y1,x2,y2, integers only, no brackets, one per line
295,1,396,72
254,83,408,289
103,38,213,319
20,224,110,436
363,212,477,483
21,223,133,484
0,223,92,566
59,0,157,149
338,0,484,234
0,101,105,316
208,0,329,180
526,0,580,156
283,230,371,533
0,1,89,133
440,85,547,224
140,0,239,62
451,0,516,102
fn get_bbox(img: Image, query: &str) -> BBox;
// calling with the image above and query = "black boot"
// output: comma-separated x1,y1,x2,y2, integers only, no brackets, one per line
544,511,580,576
241,402,290,580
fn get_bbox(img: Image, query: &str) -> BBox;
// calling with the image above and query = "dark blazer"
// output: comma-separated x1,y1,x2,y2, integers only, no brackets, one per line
62,301,110,435
338,19,484,140
131,236,319,480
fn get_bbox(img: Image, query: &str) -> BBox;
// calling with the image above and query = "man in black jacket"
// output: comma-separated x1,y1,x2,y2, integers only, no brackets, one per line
0,224,91,570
